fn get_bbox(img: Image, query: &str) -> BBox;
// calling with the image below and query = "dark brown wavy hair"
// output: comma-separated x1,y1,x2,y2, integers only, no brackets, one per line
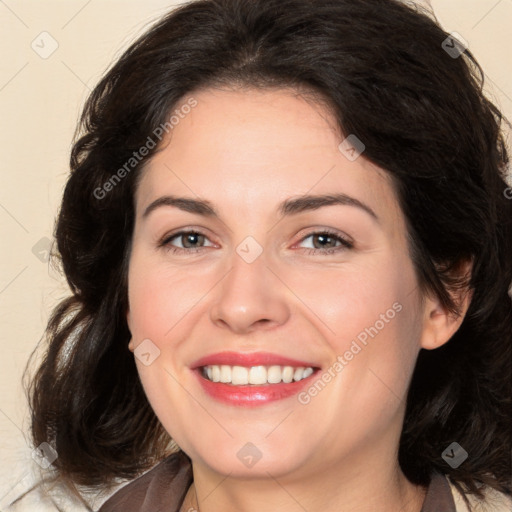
25,0,511,506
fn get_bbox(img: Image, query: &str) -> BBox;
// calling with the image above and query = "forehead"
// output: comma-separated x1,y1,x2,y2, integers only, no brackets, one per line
134,87,401,227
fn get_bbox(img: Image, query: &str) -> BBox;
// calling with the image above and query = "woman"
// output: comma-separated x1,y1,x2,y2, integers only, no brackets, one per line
19,0,512,510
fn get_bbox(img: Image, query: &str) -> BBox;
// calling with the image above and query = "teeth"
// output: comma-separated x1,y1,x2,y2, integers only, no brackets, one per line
282,366,294,383
249,366,267,385
267,365,282,384
303,367,314,379
201,364,315,385
231,366,249,385
220,365,231,383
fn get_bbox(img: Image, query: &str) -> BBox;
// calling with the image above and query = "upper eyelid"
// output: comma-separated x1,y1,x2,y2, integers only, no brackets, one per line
160,228,217,244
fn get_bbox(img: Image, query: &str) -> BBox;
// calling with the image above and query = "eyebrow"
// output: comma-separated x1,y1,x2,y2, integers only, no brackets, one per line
142,193,379,223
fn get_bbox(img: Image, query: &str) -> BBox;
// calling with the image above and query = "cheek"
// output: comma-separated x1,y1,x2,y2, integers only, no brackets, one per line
127,254,206,342
296,253,418,352
299,252,422,420
126,254,202,443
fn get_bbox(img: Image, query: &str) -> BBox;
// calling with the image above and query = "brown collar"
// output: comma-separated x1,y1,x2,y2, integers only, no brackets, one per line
420,472,457,512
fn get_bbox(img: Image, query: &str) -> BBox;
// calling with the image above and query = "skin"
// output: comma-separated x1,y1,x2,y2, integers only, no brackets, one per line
126,87,471,512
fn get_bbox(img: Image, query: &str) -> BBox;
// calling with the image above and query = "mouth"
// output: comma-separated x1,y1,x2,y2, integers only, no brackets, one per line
190,352,321,406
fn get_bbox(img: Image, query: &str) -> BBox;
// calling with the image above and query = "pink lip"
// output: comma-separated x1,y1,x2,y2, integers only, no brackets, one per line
190,351,318,369
190,351,320,407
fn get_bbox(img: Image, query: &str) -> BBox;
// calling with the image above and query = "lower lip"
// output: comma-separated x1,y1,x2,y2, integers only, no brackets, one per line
194,369,319,406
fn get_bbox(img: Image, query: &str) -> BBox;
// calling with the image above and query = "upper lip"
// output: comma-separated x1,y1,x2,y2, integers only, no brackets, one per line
190,351,320,369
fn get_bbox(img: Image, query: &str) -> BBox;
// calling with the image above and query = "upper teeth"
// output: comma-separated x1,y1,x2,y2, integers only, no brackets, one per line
202,365,314,385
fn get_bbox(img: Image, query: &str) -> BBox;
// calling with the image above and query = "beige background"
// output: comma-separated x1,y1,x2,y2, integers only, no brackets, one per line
0,0,511,503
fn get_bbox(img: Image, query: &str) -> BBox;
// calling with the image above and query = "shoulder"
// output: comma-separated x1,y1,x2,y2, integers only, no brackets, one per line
1,463,125,512
1,443,180,511
447,477,512,512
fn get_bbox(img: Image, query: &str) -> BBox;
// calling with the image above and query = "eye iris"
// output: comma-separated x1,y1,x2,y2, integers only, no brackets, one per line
314,233,336,249
183,233,204,248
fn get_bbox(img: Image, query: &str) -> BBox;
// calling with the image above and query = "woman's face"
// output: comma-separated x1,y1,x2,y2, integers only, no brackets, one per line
126,87,431,480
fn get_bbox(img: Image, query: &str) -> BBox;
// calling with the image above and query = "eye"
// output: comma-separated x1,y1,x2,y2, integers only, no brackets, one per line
296,229,353,255
158,228,353,256
159,230,215,254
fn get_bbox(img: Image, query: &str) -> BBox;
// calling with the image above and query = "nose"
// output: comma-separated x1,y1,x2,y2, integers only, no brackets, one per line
209,248,291,334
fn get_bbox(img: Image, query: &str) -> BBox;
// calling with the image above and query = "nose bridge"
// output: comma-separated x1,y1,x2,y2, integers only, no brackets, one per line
209,238,290,332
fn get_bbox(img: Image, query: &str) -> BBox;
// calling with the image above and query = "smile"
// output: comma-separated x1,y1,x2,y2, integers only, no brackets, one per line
201,364,315,385
190,352,321,406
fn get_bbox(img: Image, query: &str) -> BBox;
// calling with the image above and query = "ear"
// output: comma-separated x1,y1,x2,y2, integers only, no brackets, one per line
127,309,135,352
419,260,473,350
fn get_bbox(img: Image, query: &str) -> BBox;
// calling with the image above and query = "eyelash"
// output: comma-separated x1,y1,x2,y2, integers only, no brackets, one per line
158,229,353,256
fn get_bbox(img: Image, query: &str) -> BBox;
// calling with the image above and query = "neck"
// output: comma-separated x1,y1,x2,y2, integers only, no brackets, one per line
181,448,427,512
